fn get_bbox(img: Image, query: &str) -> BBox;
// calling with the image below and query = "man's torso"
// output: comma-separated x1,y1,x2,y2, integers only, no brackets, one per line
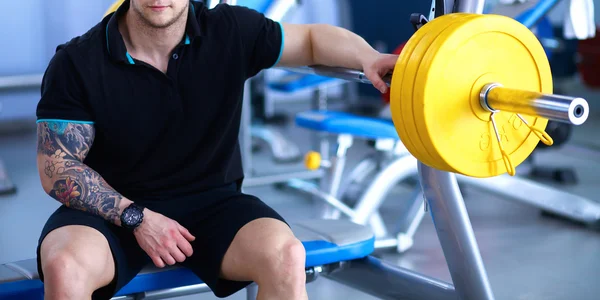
36,2,282,200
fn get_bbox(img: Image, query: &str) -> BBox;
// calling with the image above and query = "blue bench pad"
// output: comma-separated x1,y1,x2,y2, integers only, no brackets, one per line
116,237,374,296
268,73,343,92
296,110,399,140
0,220,374,299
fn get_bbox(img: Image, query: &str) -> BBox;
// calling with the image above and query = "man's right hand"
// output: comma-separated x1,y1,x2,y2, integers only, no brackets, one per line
133,209,196,268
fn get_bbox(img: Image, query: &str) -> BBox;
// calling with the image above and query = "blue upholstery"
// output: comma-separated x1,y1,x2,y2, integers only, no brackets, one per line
268,73,343,93
514,0,559,29
0,237,374,299
0,281,43,300
513,0,557,60
535,16,555,60
115,238,374,297
296,110,400,140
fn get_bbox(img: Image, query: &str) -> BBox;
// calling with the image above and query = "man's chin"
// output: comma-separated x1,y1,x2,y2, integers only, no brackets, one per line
144,18,176,29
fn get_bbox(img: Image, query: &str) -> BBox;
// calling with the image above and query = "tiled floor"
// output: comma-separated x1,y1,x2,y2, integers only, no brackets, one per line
1,77,600,300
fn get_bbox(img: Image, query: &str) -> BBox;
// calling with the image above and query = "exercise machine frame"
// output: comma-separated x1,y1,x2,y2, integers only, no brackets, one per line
288,0,599,256
282,1,593,299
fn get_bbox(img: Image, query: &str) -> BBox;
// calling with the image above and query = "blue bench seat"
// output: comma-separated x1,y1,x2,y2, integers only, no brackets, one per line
0,220,374,300
268,73,344,93
296,110,399,140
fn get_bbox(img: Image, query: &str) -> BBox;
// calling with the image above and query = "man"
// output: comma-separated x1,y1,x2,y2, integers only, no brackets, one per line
35,0,398,299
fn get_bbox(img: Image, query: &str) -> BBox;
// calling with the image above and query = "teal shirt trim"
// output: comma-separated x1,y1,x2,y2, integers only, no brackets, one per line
185,34,191,45
37,119,94,125
37,119,94,135
125,52,135,64
272,22,285,67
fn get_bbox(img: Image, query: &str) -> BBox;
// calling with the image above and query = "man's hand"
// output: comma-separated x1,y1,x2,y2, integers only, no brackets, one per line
133,209,196,268
362,53,399,94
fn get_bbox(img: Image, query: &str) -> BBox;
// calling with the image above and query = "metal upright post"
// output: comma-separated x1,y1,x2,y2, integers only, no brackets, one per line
240,81,254,178
419,165,495,300
416,1,495,300
456,0,485,15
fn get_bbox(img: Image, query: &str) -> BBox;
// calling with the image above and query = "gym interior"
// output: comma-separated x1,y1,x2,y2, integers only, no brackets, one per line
1,0,600,299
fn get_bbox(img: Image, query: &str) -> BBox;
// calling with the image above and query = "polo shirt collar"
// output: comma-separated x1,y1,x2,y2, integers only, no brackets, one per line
105,0,204,64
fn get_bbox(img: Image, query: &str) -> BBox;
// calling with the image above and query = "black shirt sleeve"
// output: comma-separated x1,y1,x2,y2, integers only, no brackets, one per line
230,5,284,78
36,48,94,123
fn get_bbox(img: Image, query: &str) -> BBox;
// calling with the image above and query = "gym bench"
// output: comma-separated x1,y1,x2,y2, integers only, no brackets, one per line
0,219,378,300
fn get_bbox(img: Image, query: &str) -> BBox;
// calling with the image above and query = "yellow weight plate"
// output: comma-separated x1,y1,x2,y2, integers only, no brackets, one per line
409,14,484,172
402,13,478,169
394,14,471,167
414,14,552,177
404,14,476,168
390,13,471,167
390,20,436,165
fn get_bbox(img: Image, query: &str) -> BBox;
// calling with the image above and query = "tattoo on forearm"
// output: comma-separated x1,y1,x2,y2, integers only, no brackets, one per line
37,121,123,223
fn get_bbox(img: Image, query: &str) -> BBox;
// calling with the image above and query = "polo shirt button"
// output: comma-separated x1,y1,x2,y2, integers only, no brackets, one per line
172,53,179,60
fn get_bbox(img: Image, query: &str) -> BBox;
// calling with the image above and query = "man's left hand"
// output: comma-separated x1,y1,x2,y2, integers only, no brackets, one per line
362,53,399,94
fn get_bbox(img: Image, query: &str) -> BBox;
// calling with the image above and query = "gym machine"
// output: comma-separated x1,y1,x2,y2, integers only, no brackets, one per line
284,1,592,299
285,0,600,254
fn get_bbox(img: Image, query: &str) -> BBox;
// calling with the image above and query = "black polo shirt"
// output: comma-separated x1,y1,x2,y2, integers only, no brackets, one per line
36,1,284,200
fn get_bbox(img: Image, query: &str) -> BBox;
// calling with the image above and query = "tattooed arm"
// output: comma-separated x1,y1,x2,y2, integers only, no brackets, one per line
36,120,133,226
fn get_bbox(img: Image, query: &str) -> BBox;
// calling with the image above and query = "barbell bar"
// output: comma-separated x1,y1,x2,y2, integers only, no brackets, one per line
281,66,588,127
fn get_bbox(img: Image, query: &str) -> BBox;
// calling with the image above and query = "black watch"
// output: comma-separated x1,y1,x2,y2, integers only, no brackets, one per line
120,203,145,231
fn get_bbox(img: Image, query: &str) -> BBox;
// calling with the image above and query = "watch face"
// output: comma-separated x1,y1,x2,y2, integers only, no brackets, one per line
124,208,142,227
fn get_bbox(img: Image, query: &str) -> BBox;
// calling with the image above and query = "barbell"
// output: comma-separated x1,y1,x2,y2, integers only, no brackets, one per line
288,13,588,178
103,1,589,178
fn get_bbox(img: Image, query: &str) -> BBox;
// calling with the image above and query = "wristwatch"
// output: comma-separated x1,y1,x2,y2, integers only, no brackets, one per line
120,203,145,231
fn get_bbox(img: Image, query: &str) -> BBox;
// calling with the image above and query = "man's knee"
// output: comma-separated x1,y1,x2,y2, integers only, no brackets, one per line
262,237,306,281
42,249,97,298
40,226,115,298
42,250,88,284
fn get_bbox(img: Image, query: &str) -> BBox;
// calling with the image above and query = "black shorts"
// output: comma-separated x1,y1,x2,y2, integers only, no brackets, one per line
36,182,287,300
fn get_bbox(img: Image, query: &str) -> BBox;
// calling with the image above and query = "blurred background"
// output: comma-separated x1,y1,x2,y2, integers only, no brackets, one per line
1,0,600,299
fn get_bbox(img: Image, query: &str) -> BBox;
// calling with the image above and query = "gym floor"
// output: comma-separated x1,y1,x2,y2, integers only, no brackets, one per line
1,76,599,300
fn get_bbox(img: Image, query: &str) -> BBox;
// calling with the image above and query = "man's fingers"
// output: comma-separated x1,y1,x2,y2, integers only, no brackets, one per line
367,70,387,94
371,73,388,94
372,54,397,94
171,246,187,263
152,255,166,268
179,224,196,242
177,236,194,257
377,80,389,94
161,252,177,266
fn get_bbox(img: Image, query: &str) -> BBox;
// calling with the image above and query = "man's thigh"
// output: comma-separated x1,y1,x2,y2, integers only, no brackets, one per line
179,191,291,298
37,205,150,299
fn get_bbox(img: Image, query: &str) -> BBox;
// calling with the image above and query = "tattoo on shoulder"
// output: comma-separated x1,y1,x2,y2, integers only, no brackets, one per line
37,121,95,161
